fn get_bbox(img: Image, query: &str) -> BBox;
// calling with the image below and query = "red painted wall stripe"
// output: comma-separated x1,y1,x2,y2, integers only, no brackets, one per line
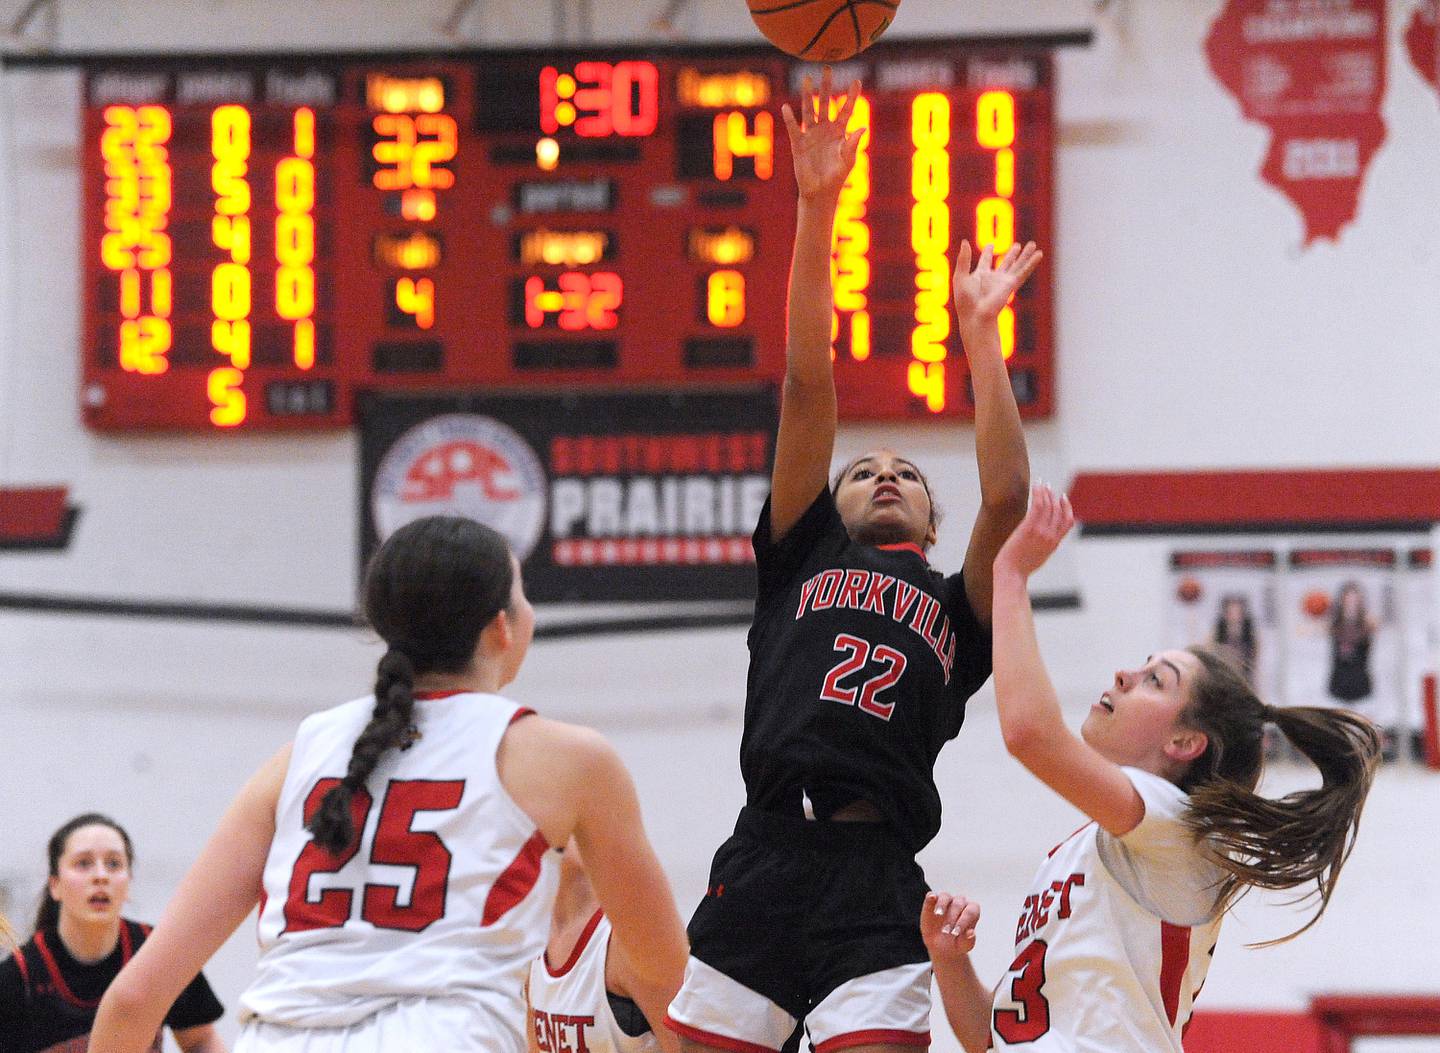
0,487,66,541
1069,470,1440,529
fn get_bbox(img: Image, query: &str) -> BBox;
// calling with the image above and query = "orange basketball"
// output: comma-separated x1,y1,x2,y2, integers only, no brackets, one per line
748,0,901,62
1303,590,1330,618
1176,577,1202,604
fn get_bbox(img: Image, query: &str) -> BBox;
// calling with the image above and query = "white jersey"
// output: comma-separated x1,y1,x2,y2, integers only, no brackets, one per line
240,690,559,1052
991,768,1227,1053
528,911,662,1053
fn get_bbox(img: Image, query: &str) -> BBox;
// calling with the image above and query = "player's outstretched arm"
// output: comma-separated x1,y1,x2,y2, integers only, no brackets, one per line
956,240,1041,626
992,485,1144,835
921,892,992,1053
500,717,689,1002
769,67,863,541
91,745,289,1053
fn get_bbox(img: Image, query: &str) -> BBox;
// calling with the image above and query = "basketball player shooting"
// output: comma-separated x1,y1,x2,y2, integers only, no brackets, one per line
663,69,1043,1053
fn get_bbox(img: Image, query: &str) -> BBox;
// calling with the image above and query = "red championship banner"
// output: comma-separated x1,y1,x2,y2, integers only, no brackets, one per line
1206,0,1387,243
1408,0,1440,102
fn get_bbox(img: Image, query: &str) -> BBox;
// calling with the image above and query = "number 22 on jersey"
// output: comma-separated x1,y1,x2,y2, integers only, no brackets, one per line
283,777,465,933
819,632,908,720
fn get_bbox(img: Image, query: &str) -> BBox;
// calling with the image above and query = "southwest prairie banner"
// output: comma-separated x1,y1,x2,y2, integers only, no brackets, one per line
360,387,778,603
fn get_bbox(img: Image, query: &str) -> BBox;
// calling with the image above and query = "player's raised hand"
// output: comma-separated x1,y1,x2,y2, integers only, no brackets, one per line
781,66,864,201
952,239,1043,332
921,891,981,964
995,483,1073,579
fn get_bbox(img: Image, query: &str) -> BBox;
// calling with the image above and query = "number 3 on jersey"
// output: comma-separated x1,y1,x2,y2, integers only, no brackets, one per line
283,777,465,934
994,939,1051,1043
820,633,907,720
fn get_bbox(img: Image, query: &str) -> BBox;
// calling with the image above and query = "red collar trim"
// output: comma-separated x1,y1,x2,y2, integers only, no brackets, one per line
876,541,927,560
545,909,606,978
414,689,468,700
34,925,134,1009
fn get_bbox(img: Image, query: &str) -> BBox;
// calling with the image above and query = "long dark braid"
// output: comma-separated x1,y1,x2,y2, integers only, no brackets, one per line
1179,646,1381,944
307,516,515,854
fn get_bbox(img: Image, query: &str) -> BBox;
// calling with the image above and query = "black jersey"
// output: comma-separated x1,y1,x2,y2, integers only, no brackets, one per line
0,919,223,1053
740,487,991,851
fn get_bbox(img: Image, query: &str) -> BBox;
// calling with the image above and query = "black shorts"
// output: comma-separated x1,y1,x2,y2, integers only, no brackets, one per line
666,807,932,1051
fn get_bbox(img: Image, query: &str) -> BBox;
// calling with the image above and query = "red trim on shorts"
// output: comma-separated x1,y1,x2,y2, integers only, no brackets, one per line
1159,921,1191,1026
876,542,927,560
663,1014,779,1053
814,1030,930,1053
482,830,550,926
546,909,605,977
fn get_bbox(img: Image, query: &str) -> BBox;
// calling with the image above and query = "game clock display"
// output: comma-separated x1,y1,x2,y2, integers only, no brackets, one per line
82,41,1055,431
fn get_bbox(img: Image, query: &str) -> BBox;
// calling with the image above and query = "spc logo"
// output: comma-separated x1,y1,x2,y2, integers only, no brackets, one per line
372,414,547,561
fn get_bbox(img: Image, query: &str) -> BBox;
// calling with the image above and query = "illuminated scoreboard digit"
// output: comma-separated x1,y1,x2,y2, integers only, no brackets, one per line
80,43,1054,431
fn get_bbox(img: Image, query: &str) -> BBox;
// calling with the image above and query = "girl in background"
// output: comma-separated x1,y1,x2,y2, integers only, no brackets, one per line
93,516,687,1053
1328,580,1376,705
0,814,225,1053
1211,593,1257,681
924,486,1380,1052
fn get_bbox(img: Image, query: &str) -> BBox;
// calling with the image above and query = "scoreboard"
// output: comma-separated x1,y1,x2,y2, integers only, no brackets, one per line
81,41,1055,431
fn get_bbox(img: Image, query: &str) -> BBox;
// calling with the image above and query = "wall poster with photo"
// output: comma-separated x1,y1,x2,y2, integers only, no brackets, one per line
1285,548,1403,759
1402,547,1436,762
1167,550,1281,703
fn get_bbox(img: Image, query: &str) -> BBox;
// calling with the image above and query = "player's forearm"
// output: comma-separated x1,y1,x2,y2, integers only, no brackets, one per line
991,566,1068,759
932,954,994,1053
91,980,170,1053
784,195,839,389
963,320,1029,510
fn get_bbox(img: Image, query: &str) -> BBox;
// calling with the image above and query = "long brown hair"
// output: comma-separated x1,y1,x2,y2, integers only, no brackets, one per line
306,516,516,854
1178,646,1380,944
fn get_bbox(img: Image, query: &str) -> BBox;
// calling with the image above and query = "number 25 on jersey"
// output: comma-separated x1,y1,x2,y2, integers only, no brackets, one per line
283,777,465,933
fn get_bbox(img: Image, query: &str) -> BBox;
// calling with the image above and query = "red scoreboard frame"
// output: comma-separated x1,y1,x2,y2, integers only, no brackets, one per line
81,41,1055,431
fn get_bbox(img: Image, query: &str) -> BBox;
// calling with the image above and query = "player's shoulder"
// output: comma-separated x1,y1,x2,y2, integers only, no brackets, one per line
297,694,375,734
504,713,615,771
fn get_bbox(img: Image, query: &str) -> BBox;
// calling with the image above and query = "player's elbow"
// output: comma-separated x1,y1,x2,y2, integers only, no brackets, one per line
981,470,1030,518
999,713,1049,762
94,970,152,1038
781,365,833,400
